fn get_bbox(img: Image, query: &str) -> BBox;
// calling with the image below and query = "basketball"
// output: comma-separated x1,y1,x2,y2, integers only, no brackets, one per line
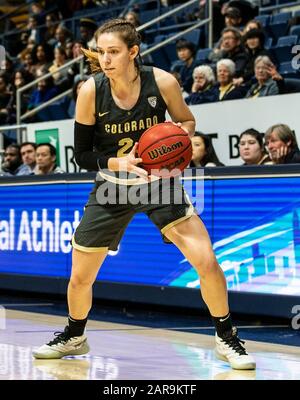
138,122,192,177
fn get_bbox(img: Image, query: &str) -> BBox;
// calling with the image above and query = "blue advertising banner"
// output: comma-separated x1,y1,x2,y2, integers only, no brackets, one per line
0,173,300,296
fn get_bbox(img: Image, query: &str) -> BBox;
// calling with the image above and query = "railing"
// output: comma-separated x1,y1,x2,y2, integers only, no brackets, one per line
16,0,212,125
259,0,300,12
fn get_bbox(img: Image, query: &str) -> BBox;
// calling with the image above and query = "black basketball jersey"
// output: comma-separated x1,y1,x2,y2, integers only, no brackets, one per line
93,65,167,159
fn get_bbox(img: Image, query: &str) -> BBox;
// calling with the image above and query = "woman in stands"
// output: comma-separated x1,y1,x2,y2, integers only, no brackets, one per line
265,124,300,164
185,65,216,105
190,132,224,167
246,56,279,98
239,128,273,165
32,18,255,370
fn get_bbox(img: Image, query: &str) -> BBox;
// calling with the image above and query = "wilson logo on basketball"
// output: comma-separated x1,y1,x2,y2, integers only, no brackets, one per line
148,141,183,160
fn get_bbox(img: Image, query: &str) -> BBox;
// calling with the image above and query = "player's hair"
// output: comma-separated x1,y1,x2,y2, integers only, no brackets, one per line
82,19,142,74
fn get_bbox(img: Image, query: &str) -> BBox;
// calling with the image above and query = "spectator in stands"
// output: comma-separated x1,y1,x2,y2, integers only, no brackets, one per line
170,71,189,99
246,56,279,98
44,13,59,47
0,74,11,125
5,69,33,124
67,40,91,84
242,19,262,35
265,124,300,164
30,1,45,24
0,144,30,176
215,58,247,100
237,28,273,85
54,24,73,49
189,131,224,167
21,51,37,77
34,143,65,175
20,142,37,174
224,7,243,30
31,43,54,78
2,56,15,89
239,128,272,165
26,15,44,44
124,11,153,65
67,76,89,118
27,69,59,113
48,47,71,91
208,27,249,79
171,39,199,93
79,18,98,50
185,65,216,105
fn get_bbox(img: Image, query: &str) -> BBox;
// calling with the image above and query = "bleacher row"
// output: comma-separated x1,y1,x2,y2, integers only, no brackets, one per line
144,7,300,79
1,0,300,126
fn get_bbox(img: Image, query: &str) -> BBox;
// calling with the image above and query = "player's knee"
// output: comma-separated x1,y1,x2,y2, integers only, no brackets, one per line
69,273,94,289
193,253,219,278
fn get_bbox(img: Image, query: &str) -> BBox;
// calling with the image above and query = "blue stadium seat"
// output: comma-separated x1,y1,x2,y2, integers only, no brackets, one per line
195,48,211,63
277,35,298,46
255,15,270,26
139,9,159,24
290,25,300,39
268,22,288,41
272,36,298,63
278,61,300,78
272,12,292,24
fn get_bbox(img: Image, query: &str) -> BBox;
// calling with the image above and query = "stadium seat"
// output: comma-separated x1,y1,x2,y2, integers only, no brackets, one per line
195,48,211,63
278,61,300,78
255,15,270,26
290,25,300,39
272,12,292,24
277,35,298,46
272,36,298,63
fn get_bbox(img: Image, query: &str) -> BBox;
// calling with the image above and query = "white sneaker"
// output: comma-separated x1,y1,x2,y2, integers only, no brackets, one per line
215,327,256,370
32,326,90,359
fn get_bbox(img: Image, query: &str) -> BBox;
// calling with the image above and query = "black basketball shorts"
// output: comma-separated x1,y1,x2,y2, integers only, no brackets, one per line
72,171,195,252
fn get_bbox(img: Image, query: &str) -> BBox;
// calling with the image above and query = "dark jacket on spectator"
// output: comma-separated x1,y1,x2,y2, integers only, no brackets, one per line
186,82,247,105
208,45,249,79
283,149,300,164
171,59,199,93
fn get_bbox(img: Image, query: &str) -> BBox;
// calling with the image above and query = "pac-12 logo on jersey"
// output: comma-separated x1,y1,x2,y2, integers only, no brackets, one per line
148,96,157,108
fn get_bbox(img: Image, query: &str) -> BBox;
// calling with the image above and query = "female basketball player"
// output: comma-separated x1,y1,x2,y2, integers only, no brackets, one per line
33,19,255,370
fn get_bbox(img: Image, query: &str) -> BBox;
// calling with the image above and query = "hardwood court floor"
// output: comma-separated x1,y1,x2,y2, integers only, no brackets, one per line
1,309,300,380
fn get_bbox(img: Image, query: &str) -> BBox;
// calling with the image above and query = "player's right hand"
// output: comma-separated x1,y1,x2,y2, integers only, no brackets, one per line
115,143,149,181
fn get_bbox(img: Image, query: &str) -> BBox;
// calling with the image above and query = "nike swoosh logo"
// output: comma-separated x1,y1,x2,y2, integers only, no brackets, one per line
99,111,109,117
219,314,230,322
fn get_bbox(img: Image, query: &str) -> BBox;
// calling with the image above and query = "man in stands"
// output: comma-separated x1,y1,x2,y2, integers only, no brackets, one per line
20,142,37,174
208,27,249,80
34,143,65,175
0,144,31,176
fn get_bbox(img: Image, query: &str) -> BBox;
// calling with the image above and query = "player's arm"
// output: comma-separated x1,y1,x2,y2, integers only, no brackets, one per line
74,78,109,171
154,68,196,137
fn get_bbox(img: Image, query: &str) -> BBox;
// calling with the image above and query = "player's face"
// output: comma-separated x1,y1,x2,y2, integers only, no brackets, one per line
239,134,262,164
191,136,206,163
96,33,137,76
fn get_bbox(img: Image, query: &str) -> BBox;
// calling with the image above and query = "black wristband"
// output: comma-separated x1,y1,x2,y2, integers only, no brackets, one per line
74,121,110,171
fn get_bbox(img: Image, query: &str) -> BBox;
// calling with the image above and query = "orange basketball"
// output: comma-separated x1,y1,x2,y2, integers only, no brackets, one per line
138,122,192,178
